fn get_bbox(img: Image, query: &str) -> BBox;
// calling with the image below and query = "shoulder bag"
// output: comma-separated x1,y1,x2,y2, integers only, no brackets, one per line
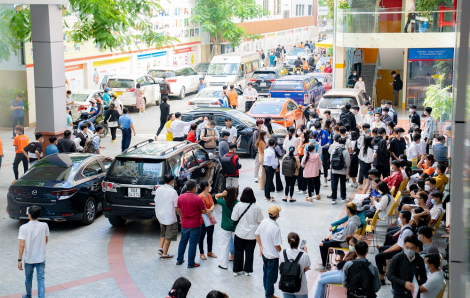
233,203,253,227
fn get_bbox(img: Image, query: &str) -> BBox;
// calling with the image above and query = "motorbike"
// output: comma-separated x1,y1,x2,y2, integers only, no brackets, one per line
294,67,303,75
72,105,109,138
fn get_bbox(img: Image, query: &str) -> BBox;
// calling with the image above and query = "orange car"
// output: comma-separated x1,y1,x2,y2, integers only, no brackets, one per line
247,98,305,128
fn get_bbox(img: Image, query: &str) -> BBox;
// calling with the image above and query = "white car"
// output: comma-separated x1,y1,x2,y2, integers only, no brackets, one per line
317,88,368,120
70,89,104,119
187,86,245,108
283,47,311,72
147,65,200,99
106,74,161,107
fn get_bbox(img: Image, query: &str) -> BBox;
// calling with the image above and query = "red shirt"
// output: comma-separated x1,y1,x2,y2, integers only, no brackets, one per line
383,170,403,190
324,67,333,73
186,131,196,143
225,152,240,177
177,192,206,229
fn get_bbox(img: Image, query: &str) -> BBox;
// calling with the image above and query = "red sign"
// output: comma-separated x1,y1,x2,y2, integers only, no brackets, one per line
174,47,194,54
65,64,83,72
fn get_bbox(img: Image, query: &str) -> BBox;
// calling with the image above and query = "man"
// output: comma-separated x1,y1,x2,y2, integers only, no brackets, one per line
404,0,417,33
227,85,238,109
11,93,25,139
412,190,444,228
243,83,258,112
381,107,393,124
294,55,303,71
373,128,390,178
390,71,403,107
308,54,315,71
255,206,282,298
424,178,438,209
422,107,435,153
65,90,74,111
419,253,444,298
323,62,332,73
57,130,77,153
408,105,420,135
88,99,99,122
224,143,242,189
18,206,50,298
329,137,350,204
154,175,180,260
260,49,266,61
433,135,448,164
45,136,59,156
264,138,278,202
102,87,111,105
218,131,231,158
387,235,427,297
200,120,218,154
222,117,238,143
342,241,381,296
253,119,264,182
159,75,171,97
176,179,214,268
372,112,386,131
269,51,276,67
12,125,29,182
353,48,364,77
407,134,423,166
92,125,105,154
119,108,136,152
156,96,170,137
340,103,357,132
386,101,398,123
23,133,44,164
77,112,95,133
75,123,89,152
417,226,440,256
352,106,363,128
389,127,407,161
197,78,206,93
314,122,331,185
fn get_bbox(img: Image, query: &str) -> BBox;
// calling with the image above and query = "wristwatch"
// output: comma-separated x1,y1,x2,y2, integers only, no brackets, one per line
18,259,22,262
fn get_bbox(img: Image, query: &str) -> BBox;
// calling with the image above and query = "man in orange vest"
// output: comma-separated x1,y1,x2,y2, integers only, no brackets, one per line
227,85,238,109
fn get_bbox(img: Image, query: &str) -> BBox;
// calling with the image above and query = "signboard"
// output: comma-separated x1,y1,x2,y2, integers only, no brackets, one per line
137,51,167,60
174,47,194,54
65,64,84,90
93,57,130,67
408,48,454,61
318,6,329,16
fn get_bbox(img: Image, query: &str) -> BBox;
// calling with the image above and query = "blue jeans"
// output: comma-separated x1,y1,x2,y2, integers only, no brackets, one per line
177,226,202,267
24,262,45,298
262,256,279,298
313,270,343,298
230,236,234,255
121,128,132,152
283,294,309,298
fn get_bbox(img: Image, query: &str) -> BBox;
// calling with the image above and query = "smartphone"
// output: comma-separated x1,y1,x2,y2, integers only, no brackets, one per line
300,240,307,250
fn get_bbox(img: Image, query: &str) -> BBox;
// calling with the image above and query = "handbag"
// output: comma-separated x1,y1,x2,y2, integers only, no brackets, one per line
233,203,253,227
108,121,118,128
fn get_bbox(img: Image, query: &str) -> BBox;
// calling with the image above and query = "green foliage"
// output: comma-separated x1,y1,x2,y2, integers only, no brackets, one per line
318,0,328,6
415,0,452,17
423,74,452,122
338,0,350,9
0,87,28,127
325,0,349,20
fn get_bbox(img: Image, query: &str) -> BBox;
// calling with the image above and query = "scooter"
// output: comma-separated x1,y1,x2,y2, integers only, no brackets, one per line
72,106,109,138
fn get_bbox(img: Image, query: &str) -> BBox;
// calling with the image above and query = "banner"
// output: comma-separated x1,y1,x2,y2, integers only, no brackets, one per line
408,48,454,61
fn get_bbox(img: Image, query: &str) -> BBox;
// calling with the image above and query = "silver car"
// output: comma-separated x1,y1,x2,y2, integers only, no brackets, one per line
317,88,368,121
70,89,104,119
187,86,245,109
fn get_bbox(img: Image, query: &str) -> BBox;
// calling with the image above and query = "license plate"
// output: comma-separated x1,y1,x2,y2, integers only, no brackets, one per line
260,82,267,87
116,91,123,95
128,188,141,198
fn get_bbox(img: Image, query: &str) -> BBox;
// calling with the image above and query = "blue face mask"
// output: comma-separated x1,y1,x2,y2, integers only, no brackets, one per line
349,245,355,252
366,129,370,133
368,111,372,115
309,139,315,144
425,264,429,271
431,199,436,205
210,127,215,131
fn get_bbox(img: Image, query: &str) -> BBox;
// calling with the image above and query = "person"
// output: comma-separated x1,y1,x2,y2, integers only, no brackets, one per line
102,87,111,105
196,116,212,140
422,107,435,153
56,130,77,153
227,85,238,109
301,144,322,201
354,76,366,93
12,125,29,182
372,128,390,178
23,132,44,164
164,113,175,141
218,90,229,108
160,75,171,98
282,146,300,203
176,179,214,268
308,54,315,71
154,175,179,260
65,90,74,112
389,127,407,161
362,106,374,126
17,206,50,298
390,71,403,107
253,119,264,182
383,160,404,190
433,135,448,165
362,181,394,219
419,253,445,298
323,62,332,73
186,123,197,143
353,48,364,76
66,107,73,129
110,93,123,115
313,123,331,185
283,127,299,153
302,58,309,73
217,187,238,270
434,163,448,192
134,83,146,115
257,131,268,190
198,181,220,260
315,58,322,73
171,112,202,142
200,120,218,155
103,103,120,142
222,117,238,143
156,96,171,137
415,191,444,228
387,235,427,295
45,136,59,156
217,131,230,158
264,138,278,202
224,143,242,189
231,187,265,278
404,0,417,33
118,108,136,152
347,71,358,87
75,123,89,152
92,125,104,154
381,107,393,124
407,134,423,166
329,137,350,205
243,82,258,112
167,277,191,298
11,93,25,139
417,226,440,256
77,112,95,133
88,99,99,122
341,103,357,132
352,106,363,128
255,205,282,298
408,105,420,135
294,55,303,71
269,51,276,67
206,290,229,298
197,78,207,93
358,136,374,194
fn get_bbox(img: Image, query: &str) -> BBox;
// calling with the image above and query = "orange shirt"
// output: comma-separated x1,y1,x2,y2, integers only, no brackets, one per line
13,135,29,154
422,164,435,176
199,193,213,224
298,44,304,48
227,90,238,107
0,137,3,155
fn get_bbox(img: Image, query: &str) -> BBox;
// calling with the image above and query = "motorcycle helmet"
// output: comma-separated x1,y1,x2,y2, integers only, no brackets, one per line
105,87,110,92
111,92,118,98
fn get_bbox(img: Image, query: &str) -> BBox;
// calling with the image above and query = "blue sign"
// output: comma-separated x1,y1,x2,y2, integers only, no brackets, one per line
408,48,454,61
137,51,166,60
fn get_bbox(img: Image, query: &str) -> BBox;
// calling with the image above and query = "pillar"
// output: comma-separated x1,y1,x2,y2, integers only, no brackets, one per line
334,46,346,89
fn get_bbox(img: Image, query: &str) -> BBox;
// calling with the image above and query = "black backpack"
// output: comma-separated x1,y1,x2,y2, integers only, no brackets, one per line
282,155,296,177
346,260,376,298
340,112,350,127
83,139,95,154
279,250,303,293
221,154,236,175
159,81,168,92
331,147,346,170
392,111,398,124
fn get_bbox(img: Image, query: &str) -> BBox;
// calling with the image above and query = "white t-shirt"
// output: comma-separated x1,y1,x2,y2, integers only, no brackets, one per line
222,126,238,143
18,221,50,264
421,270,444,298
154,184,178,225
430,204,444,222
255,219,282,259
279,248,311,296
407,142,421,161
231,202,264,240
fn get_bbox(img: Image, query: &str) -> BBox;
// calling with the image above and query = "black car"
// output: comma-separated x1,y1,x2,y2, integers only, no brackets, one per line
182,108,288,155
250,67,290,96
7,153,112,225
102,140,225,226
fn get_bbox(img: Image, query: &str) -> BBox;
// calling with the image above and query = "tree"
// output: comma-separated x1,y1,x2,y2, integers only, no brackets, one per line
190,0,269,56
0,0,178,62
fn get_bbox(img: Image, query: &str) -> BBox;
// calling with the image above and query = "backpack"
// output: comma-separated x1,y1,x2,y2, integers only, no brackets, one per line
220,154,236,175
159,81,168,92
392,111,398,124
83,139,95,153
198,128,207,147
346,260,376,298
282,155,296,177
395,78,403,90
331,147,346,170
340,112,350,127
279,250,303,293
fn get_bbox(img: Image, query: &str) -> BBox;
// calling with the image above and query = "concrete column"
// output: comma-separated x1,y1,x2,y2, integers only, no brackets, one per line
30,4,66,139
334,46,346,89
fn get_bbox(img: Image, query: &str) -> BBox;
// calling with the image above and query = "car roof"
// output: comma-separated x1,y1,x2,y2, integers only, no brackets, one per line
148,65,192,71
108,74,146,80
118,140,195,159
255,67,284,72
37,153,96,167
197,86,224,91
185,107,233,113
323,88,363,96
274,75,311,81
307,73,330,77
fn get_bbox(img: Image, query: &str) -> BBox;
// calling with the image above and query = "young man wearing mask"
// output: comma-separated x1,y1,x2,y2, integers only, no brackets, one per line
419,253,444,298
314,122,331,186
422,107,435,154
347,71,358,87
363,106,375,126
388,127,407,161
372,112,386,130
352,106,363,128
324,62,332,73
408,105,420,135
372,127,390,178
434,163,448,192
328,137,350,205
381,107,393,124
407,134,423,166
243,82,258,112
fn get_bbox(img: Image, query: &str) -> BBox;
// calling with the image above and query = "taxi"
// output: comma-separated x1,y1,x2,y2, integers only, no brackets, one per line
247,98,305,128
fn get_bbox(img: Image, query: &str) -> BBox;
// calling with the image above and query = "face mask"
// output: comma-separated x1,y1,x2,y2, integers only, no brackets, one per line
204,120,209,124
368,111,372,115
381,104,385,109
309,139,315,144
316,129,321,134
404,248,415,258
393,74,396,77
409,108,414,113
349,245,355,252
378,190,383,194
414,199,419,205
425,185,431,191
425,264,429,271
431,199,436,205
210,127,215,130
366,129,370,133
359,78,363,81
374,117,380,122
382,112,387,116
400,133,405,138
297,130,302,135
353,73,357,76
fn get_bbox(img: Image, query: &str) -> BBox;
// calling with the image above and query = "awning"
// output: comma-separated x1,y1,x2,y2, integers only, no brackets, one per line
316,38,333,48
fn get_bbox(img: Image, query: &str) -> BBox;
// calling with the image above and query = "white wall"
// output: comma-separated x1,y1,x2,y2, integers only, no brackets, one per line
337,32,456,48
379,48,404,69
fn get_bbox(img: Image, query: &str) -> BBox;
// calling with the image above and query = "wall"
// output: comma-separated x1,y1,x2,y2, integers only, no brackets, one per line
376,69,402,104
362,48,378,63
337,32,456,48
0,70,27,89
378,48,404,69
236,16,316,35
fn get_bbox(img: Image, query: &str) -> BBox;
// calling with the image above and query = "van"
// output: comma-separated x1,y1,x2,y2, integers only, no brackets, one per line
269,75,325,106
205,52,264,90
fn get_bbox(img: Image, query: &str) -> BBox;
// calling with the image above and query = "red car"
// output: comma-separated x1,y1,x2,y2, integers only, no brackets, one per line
307,73,333,91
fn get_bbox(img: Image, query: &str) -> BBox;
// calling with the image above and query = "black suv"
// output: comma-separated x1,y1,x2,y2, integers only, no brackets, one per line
250,67,290,96
102,140,224,226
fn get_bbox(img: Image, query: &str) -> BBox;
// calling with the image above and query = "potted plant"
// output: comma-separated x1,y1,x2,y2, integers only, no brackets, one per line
423,74,452,134
415,0,453,32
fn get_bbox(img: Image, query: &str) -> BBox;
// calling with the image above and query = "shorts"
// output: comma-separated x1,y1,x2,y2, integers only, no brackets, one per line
226,177,239,188
160,222,178,241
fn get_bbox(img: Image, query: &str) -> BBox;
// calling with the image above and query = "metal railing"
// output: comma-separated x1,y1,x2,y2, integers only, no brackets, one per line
344,47,355,87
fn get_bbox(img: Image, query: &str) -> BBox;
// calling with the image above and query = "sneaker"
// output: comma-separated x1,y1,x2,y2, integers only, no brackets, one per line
324,178,328,186
349,183,358,188
341,198,347,203
157,248,163,255
358,184,363,188
176,260,185,265
187,263,200,268
233,272,241,277
244,271,251,276
296,189,303,193
255,178,259,183
315,265,328,271
218,265,228,270
331,200,337,205
315,195,321,200
160,255,174,260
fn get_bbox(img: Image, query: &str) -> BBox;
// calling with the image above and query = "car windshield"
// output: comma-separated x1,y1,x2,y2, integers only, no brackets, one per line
207,63,239,75
107,158,165,184
195,63,209,72
21,166,72,182
227,110,256,127
195,89,223,98
271,81,304,91
251,104,283,114
252,71,276,80
318,96,358,109
287,48,307,56
71,94,89,102
107,79,135,89
147,70,175,78
310,75,328,83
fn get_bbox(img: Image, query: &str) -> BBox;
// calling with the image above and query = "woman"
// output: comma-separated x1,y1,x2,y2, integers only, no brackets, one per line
362,181,393,220
135,83,146,115
103,103,120,142
167,277,191,298
231,187,264,276
186,123,197,143
417,154,436,176
383,160,404,190
217,187,238,270
301,144,322,201
110,93,123,115
296,130,309,193
283,126,299,153
323,119,333,135
282,146,301,202
198,181,220,260
354,76,366,93
387,121,396,137
318,202,361,269
166,113,175,141
256,131,268,190
264,116,274,137
279,232,312,298
358,136,374,194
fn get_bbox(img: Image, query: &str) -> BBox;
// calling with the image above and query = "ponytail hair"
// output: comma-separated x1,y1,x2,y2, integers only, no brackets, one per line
197,181,209,194
288,126,295,140
287,232,300,248
288,145,295,157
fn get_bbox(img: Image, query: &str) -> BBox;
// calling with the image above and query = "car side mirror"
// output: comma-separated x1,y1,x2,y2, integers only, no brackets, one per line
236,125,244,131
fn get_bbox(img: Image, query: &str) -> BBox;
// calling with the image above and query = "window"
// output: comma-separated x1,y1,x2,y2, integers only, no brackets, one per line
137,77,149,86
175,69,184,77
99,157,113,170
186,68,197,76
274,0,280,14
318,97,359,109
194,149,208,164
302,5,305,16
215,114,227,126
286,101,297,112
295,5,299,16
308,5,312,16
245,62,253,74
167,153,182,177
263,0,268,11
283,10,290,18
81,161,103,178
182,151,197,170
107,79,135,89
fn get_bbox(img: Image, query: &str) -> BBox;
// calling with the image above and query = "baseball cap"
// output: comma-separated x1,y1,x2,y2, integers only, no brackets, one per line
268,205,281,217
105,87,110,91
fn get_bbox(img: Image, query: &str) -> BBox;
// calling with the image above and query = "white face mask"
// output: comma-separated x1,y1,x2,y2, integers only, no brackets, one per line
414,199,419,205
409,108,414,113
400,133,405,138
353,73,357,76
425,185,431,191
359,78,363,81
374,117,380,122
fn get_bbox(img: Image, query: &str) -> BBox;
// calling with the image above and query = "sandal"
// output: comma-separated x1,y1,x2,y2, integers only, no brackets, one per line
200,254,207,260
265,197,276,202
282,198,288,202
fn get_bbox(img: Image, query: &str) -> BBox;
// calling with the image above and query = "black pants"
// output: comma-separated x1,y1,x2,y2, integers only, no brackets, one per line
363,205,376,218
199,224,214,254
375,245,401,274
29,158,38,164
349,154,359,178
156,118,166,136
322,150,330,178
173,137,184,141
110,127,117,140
375,164,390,179
245,101,255,112
297,165,307,191
319,240,343,267
384,226,400,246
264,166,275,199
306,176,321,197
404,14,418,32
233,235,256,273
354,63,362,77
284,176,296,197
13,153,28,180
275,170,283,192
331,173,346,200
121,128,132,152
12,116,24,138
359,160,371,184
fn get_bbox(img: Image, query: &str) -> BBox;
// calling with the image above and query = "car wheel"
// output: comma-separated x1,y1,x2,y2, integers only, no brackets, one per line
99,123,108,138
144,97,147,106
80,197,96,225
213,173,225,195
155,95,160,106
108,215,126,226
179,87,186,99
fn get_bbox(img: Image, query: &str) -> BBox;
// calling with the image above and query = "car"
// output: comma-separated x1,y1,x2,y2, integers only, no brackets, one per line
181,108,288,154
306,73,333,91
69,89,104,119
246,98,305,128
106,74,161,107
147,65,200,99
250,67,290,96
187,86,245,108
316,88,368,121
102,140,225,226
268,75,325,107
283,47,312,72
195,62,210,78
6,153,112,225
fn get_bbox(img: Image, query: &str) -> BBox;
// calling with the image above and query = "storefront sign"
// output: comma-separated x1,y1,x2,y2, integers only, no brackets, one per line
408,48,454,61
137,51,167,60
93,57,130,67
65,64,84,90
318,6,329,16
65,64,83,72
174,47,194,54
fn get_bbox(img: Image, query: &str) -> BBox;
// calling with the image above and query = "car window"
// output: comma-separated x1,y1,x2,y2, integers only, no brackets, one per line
251,61,259,72
252,71,276,80
167,153,182,177
271,81,304,91
186,68,197,76
286,101,297,112
21,166,72,182
215,114,226,126
107,158,165,184
182,151,198,170
107,79,135,89
81,160,103,178
195,63,209,72
235,88,243,96
148,70,175,78
245,62,252,74
175,69,184,77
99,157,113,170
318,96,359,109
251,103,283,114
146,76,156,84
194,149,208,164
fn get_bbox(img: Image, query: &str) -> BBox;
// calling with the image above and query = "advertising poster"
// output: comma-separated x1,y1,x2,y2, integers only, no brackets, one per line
173,47,196,66
65,64,85,91
92,57,131,87
136,51,168,74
